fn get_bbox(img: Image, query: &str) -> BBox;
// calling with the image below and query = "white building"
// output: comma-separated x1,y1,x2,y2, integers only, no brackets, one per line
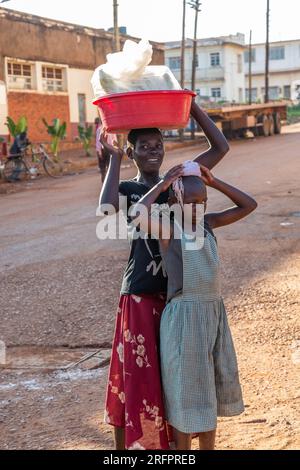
165,33,246,103
245,39,300,102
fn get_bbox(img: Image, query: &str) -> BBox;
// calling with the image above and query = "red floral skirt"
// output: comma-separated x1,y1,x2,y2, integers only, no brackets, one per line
104,293,171,450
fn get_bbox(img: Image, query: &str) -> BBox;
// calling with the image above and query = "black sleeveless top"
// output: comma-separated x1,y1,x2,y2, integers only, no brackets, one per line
119,179,169,295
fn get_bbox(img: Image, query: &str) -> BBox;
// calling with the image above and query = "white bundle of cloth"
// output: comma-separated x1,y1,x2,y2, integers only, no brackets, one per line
172,161,202,209
102,39,153,80
91,39,181,98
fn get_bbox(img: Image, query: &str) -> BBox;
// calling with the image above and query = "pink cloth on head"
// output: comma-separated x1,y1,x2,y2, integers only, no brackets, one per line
172,160,202,209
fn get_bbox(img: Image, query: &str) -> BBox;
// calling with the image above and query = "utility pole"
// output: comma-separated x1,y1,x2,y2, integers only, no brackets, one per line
112,1,122,146
113,0,120,52
180,0,186,89
265,0,270,103
248,30,253,105
179,0,186,142
189,0,201,139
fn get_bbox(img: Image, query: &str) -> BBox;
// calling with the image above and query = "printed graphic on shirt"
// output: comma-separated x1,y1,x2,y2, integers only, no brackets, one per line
119,179,169,295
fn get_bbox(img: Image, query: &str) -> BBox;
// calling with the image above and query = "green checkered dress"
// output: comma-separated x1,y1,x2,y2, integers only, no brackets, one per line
160,227,244,433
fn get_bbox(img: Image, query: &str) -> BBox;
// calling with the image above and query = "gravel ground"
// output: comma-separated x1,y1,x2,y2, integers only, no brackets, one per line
0,125,299,450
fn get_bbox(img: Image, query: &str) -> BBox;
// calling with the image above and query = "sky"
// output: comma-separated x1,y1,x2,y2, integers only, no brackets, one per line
1,0,299,44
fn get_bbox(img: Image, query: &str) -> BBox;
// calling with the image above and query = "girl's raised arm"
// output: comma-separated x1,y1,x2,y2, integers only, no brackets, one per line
200,166,257,229
191,100,229,170
99,131,124,212
130,165,184,238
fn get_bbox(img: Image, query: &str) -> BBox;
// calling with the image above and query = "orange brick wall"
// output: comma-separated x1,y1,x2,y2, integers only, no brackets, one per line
7,92,71,143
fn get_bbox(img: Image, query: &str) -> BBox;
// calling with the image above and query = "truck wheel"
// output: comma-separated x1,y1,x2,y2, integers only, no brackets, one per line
258,114,270,137
274,112,282,134
268,114,275,136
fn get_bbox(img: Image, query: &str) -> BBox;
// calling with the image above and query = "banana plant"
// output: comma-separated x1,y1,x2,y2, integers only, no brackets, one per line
42,118,67,160
5,116,28,137
77,124,93,157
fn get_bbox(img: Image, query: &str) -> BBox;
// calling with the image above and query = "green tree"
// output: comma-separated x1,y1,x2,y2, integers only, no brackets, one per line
42,118,67,160
77,125,93,157
5,116,28,137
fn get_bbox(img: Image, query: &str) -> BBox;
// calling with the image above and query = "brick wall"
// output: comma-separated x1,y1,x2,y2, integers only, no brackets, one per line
0,9,164,82
7,92,71,143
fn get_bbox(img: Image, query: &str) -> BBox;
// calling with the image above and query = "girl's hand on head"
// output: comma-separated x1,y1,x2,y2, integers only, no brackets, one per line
200,165,215,186
100,130,123,159
161,164,184,191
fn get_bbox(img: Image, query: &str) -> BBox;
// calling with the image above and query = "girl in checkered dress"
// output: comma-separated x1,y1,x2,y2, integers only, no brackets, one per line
132,163,257,450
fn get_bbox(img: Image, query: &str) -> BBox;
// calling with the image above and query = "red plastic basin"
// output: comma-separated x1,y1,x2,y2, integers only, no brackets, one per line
93,90,196,133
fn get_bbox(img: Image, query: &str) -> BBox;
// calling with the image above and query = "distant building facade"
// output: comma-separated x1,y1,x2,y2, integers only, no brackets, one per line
0,7,164,141
166,34,300,105
165,33,246,104
245,39,300,102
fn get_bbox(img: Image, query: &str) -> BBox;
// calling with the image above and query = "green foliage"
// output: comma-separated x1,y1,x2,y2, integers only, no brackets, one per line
42,118,67,158
77,124,93,156
288,105,300,117
5,116,28,137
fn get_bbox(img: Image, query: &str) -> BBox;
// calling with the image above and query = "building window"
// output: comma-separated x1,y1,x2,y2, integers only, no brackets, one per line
246,88,258,101
42,66,65,92
194,55,199,68
210,53,220,67
168,57,181,70
244,49,256,63
78,94,87,125
237,54,243,73
284,85,291,99
261,86,281,100
211,87,221,98
7,61,32,90
269,46,285,60
191,55,199,68
270,86,281,99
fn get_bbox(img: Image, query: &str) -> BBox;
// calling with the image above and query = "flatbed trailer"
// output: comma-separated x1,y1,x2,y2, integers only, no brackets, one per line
205,101,288,138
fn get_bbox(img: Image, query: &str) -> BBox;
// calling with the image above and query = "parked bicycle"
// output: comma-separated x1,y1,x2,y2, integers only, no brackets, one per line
3,133,63,182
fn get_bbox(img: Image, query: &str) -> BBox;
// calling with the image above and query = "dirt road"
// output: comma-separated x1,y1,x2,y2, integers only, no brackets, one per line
0,125,299,450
